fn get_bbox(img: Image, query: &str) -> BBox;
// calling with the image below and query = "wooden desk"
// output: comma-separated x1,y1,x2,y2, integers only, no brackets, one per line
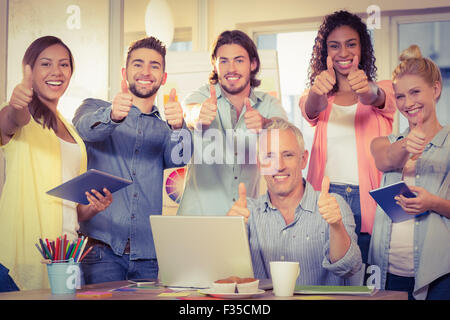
0,280,407,300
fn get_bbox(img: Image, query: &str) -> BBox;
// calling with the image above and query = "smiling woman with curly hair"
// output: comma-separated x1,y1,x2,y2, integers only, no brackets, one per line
299,10,397,267
308,10,377,95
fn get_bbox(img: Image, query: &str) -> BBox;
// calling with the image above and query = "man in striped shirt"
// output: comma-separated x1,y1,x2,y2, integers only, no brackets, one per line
227,117,362,285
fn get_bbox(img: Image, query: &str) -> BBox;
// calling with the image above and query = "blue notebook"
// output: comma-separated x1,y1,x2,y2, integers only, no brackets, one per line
47,169,133,205
369,181,427,223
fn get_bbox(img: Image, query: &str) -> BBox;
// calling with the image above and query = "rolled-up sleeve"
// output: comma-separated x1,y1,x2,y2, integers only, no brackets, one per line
373,80,396,119
298,89,321,126
72,98,121,142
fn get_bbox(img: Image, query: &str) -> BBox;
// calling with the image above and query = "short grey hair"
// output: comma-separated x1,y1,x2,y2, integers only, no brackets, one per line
262,117,305,151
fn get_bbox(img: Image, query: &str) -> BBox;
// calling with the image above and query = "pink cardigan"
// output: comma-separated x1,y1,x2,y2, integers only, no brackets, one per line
299,80,396,234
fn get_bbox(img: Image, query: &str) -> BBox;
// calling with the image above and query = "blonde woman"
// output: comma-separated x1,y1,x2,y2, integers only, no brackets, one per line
369,45,450,300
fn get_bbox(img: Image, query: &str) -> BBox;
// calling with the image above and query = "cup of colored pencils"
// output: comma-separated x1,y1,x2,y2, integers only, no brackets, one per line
35,235,92,294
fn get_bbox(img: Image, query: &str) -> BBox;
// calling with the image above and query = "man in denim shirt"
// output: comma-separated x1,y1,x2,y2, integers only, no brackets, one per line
72,37,191,284
227,118,362,284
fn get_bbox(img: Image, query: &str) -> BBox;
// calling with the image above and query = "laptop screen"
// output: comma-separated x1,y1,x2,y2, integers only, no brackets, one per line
150,215,254,288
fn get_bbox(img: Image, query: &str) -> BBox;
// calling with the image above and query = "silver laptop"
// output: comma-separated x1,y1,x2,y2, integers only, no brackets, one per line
150,215,254,288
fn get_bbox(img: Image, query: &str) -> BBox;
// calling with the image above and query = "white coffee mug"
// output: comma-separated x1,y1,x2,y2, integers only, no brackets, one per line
269,261,300,297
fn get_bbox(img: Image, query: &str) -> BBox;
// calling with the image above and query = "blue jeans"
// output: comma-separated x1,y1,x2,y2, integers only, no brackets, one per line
80,244,159,285
386,272,450,300
427,273,450,300
386,273,415,300
329,183,370,264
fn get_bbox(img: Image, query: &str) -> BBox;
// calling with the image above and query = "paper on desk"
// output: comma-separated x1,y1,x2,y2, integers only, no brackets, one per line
76,291,112,298
294,285,374,295
178,296,224,300
132,285,162,290
293,295,334,300
158,291,194,297
110,284,166,292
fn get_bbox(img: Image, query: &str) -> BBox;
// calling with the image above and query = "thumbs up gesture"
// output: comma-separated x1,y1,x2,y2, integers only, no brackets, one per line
9,64,34,112
164,88,184,129
311,56,336,96
111,73,133,122
227,183,250,224
318,176,342,226
406,108,426,159
244,98,264,132
347,56,370,95
198,85,218,129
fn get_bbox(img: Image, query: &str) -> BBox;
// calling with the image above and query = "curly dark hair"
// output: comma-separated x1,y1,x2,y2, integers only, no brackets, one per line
308,10,377,95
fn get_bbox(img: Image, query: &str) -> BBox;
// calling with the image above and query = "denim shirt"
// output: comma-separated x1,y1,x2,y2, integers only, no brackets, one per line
247,180,362,285
73,98,191,260
368,125,450,299
177,83,287,216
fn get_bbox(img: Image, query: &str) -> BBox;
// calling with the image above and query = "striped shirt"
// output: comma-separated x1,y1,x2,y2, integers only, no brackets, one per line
247,180,362,285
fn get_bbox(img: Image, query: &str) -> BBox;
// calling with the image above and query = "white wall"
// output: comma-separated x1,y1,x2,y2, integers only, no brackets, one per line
7,0,110,121
209,0,450,39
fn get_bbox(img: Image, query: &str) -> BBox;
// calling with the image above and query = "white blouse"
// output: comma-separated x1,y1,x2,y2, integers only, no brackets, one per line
59,137,81,241
325,103,359,185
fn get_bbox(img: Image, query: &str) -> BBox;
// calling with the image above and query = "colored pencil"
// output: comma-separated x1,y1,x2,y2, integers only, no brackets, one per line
74,237,84,262
71,238,81,260
40,239,52,259
63,235,67,260
60,237,64,261
76,237,88,262
65,243,73,260
45,238,52,258
64,240,70,260
38,239,47,258
56,237,60,261
69,239,78,259
50,241,55,259
35,243,46,259
78,246,93,262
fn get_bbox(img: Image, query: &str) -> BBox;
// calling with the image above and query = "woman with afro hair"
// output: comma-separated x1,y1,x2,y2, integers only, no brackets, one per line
298,10,396,265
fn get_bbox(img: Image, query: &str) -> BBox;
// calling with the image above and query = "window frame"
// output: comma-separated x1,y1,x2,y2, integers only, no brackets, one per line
388,11,450,134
